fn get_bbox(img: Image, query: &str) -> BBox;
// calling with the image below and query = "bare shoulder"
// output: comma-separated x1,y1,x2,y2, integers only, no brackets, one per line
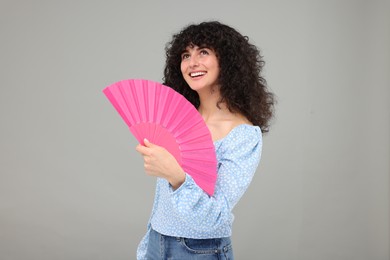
208,113,252,142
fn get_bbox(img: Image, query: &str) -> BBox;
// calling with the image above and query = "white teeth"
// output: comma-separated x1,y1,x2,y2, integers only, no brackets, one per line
190,71,206,77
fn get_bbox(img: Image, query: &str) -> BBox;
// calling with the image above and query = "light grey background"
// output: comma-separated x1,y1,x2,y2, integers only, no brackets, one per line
1,1,389,259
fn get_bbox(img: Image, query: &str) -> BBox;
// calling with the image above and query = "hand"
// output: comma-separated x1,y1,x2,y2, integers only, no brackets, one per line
136,139,185,190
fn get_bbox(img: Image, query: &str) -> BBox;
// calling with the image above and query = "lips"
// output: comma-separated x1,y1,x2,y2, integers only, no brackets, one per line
190,71,207,78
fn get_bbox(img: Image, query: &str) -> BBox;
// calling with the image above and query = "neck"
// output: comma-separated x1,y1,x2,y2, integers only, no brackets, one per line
197,88,228,122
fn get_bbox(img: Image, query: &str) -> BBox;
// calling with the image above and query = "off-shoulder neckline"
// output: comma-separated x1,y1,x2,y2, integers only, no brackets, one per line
213,124,260,144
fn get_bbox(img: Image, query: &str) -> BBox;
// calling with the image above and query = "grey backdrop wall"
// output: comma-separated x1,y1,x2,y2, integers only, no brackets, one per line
1,1,389,259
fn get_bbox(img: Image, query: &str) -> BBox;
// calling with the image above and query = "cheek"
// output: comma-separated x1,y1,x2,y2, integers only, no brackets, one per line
180,62,186,75
180,63,189,81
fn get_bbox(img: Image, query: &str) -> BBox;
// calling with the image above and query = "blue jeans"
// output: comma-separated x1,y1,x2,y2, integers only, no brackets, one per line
146,228,234,259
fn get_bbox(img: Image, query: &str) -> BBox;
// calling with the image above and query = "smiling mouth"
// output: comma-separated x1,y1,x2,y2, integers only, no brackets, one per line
190,71,207,78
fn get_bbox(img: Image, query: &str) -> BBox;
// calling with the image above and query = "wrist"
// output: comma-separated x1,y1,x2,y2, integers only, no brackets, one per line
169,170,186,190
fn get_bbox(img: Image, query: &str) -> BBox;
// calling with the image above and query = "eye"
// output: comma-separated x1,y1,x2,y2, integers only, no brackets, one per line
200,49,209,55
181,53,190,60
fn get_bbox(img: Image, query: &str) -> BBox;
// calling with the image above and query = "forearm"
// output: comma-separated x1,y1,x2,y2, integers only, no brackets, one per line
167,169,186,190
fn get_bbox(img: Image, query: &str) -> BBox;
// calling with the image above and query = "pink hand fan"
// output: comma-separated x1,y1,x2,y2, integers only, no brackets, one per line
103,79,217,195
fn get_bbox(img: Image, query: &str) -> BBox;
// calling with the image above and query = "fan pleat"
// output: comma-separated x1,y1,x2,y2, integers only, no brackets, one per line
155,86,170,126
184,164,217,180
174,117,203,138
128,81,144,123
168,106,198,135
177,131,211,146
177,117,204,132
104,87,132,127
181,152,217,162
119,81,141,124
147,80,158,123
160,90,181,128
181,164,216,195
103,79,217,195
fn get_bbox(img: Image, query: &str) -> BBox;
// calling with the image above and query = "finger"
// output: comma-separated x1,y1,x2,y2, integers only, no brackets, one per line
143,156,151,164
136,144,150,155
135,144,143,153
143,163,155,176
143,138,154,148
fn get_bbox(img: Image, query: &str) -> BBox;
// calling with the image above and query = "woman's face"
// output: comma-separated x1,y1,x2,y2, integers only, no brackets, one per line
180,45,220,93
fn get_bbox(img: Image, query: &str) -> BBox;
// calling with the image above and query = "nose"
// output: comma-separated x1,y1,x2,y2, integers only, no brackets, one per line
189,55,199,68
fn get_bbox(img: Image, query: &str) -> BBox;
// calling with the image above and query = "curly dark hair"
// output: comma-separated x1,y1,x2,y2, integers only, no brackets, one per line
163,21,275,133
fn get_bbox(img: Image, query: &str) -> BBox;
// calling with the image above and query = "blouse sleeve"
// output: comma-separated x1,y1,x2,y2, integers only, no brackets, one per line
169,126,262,232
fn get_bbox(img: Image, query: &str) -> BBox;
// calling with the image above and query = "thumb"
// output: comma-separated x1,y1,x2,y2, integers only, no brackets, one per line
143,138,153,147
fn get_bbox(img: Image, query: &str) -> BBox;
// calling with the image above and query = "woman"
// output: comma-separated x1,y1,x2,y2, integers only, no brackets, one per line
136,21,275,259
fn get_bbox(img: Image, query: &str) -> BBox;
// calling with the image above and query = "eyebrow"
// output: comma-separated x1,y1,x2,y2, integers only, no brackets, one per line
182,44,211,53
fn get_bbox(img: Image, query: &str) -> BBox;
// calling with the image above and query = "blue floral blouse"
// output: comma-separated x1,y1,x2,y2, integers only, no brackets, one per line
137,124,262,259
